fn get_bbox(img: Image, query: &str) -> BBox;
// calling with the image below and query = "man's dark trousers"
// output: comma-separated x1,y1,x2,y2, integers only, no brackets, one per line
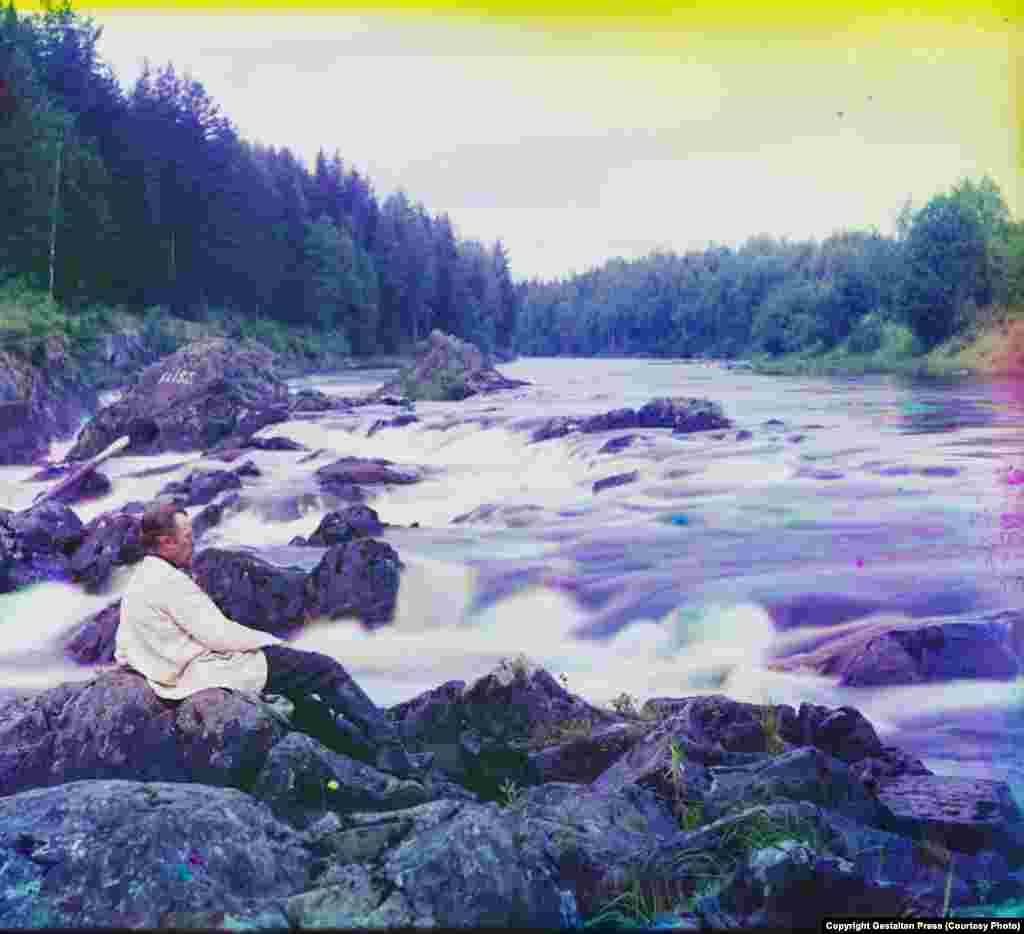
261,644,414,777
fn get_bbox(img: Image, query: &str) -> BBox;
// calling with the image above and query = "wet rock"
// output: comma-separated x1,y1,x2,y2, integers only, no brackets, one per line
26,464,112,505
65,600,121,664
314,456,421,491
598,435,637,454
841,622,1020,687
191,493,243,541
531,397,731,443
158,468,243,508
192,548,308,638
232,459,261,478
736,429,754,441
244,435,305,452
367,413,420,437
763,419,786,427
202,447,247,464
305,506,385,546
211,435,306,454
773,620,1022,687
68,511,144,591
593,471,639,494
369,330,530,402
290,389,343,413
0,500,84,593
304,539,404,626
67,338,290,460
530,417,578,442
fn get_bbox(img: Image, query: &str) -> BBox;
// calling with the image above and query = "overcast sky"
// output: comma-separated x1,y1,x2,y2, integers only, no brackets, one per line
87,9,1018,283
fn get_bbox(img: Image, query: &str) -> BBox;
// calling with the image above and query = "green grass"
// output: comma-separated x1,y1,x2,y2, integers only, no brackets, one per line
0,278,364,387
749,305,1024,380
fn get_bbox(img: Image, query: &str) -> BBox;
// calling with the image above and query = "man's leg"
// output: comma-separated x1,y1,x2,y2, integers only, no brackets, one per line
262,644,415,778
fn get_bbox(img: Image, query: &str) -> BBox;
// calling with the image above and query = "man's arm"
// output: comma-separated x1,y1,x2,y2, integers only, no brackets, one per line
163,570,285,652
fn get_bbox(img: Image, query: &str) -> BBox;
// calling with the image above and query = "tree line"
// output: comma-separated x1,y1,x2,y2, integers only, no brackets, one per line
517,178,1023,360
4,0,1020,367
0,0,520,357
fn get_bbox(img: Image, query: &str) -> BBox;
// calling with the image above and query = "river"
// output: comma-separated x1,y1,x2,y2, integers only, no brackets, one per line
1,357,1023,800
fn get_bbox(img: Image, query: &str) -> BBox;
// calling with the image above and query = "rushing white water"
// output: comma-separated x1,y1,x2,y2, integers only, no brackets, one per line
2,358,1023,796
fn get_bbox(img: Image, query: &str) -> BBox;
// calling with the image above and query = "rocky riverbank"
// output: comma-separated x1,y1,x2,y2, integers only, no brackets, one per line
1,655,1022,930
2,332,1023,929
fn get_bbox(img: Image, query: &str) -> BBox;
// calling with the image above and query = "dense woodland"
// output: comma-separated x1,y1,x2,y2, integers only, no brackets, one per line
2,0,1022,369
517,179,1024,361
0,0,519,358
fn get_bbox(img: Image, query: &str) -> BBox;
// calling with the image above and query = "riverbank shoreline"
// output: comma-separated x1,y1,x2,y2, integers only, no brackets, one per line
748,315,1024,382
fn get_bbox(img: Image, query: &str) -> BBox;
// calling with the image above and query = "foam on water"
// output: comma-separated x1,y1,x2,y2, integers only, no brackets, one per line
1,360,1022,784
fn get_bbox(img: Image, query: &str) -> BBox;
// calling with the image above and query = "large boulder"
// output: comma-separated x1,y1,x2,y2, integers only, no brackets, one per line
191,492,243,541
0,670,288,797
314,456,421,498
369,330,530,402
65,600,121,664
191,549,309,639
0,341,98,465
304,539,405,626
290,389,357,413
530,397,732,443
0,668,413,801
305,506,386,546
157,468,244,508
67,511,144,592
0,500,85,593
66,339,290,460
770,615,1022,687
0,780,310,929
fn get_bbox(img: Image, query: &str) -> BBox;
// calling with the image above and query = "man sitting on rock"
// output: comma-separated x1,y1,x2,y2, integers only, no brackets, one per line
114,502,417,779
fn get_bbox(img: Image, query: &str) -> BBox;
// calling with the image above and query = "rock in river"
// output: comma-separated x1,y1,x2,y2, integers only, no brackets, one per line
67,338,291,460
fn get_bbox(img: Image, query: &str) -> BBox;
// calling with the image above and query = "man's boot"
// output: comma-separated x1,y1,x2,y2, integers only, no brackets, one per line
303,691,420,781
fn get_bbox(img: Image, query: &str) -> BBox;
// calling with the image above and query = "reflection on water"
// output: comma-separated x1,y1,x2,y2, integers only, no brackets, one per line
2,359,1024,793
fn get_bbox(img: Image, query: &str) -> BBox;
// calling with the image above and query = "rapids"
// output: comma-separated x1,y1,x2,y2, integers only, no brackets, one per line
2,358,1022,798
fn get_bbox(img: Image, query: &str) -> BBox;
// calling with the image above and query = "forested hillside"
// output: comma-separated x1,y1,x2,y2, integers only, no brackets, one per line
517,178,1023,370
0,0,520,360
3,0,1021,375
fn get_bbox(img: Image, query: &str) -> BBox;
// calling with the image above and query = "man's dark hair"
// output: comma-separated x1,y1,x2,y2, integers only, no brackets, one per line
141,502,186,553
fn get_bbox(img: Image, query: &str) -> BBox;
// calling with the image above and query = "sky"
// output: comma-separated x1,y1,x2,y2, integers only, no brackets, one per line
79,6,1019,283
